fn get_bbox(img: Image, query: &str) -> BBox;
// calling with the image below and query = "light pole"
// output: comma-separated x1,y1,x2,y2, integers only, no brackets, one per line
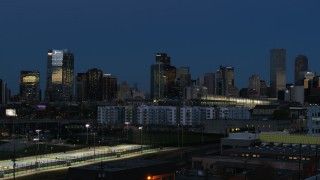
85,124,90,145
125,122,130,141
35,129,41,168
177,123,180,147
93,132,96,157
202,125,204,145
139,126,143,152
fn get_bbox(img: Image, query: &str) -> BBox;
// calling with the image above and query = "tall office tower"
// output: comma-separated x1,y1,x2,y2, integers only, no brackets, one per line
118,81,131,99
270,48,286,98
249,74,260,95
260,80,267,97
20,70,41,103
87,68,103,101
204,73,215,95
298,71,315,89
103,74,117,102
294,55,308,85
150,53,177,100
0,79,7,105
76,73,87,102
45,49,74,102
176,67,191,98
215,66,237,96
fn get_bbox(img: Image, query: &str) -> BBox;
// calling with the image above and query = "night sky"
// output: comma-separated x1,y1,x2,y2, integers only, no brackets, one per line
1,0,320,94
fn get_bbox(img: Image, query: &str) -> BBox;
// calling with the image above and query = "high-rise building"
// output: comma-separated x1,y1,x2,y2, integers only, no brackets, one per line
150,53,177,100
176,67,191,98
87,68,103,101
260,80,267,97
294,55,308,86
249,74,260,95
215,66,237,96
299,71,315,89
117,81,132,99
103,74,117,102
0,79,7,105
45,49,74,102
76,73,87,102
20,70,41,103
204,73,215,95
270,48,286,98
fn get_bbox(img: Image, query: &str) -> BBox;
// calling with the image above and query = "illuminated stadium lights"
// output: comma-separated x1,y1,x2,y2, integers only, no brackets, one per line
200,94,271,108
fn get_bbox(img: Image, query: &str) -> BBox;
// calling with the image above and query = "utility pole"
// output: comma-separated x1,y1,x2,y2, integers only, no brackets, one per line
11,143,16,180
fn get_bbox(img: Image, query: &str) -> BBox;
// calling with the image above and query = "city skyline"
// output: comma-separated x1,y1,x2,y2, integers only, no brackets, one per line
1,1,320,94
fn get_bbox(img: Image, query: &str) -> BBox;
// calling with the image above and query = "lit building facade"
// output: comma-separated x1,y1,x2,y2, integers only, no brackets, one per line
215,66,237,96
150,53,177,100
20,70,41,103
270,48,286,98
249,74,260,95
45,49,74,102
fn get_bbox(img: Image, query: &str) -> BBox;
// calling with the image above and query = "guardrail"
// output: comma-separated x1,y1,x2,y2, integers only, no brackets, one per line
0,145,163,179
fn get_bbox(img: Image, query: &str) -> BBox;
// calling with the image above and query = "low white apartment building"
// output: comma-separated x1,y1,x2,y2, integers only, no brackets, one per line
97,106,134,124
218,107,251,120
306,106,320,133
136,105,177,125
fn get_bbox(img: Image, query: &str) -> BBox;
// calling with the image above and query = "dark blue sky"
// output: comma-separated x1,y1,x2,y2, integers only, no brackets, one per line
1,0,320,94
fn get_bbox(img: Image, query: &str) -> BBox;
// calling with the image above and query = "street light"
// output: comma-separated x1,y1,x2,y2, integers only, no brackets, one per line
125,122,130,141
177,124,180,148
35,129,41,168
85,124,90,145
93,132,96,157
139,126,143,152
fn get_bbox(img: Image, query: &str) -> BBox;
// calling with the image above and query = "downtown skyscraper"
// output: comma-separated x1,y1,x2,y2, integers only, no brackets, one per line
0,79,8,105
20,70,41,103
294,55,308,86
45,49,74,102
215,66,237,96
270,48,286,98
150,53,176,100
76,68,117,102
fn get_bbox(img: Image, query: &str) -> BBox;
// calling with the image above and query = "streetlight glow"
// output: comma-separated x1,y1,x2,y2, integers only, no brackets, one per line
139,126,143,152
125,122,130,141
85,124,90,145
35,129,41,168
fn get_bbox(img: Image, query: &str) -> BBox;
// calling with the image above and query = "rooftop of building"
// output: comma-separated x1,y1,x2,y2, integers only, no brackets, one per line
224,143,319,157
